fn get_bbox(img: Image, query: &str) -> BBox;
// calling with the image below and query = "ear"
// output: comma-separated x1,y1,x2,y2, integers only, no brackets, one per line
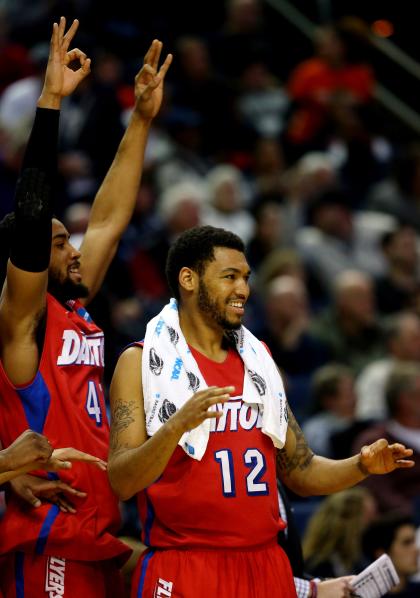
179,267,197,294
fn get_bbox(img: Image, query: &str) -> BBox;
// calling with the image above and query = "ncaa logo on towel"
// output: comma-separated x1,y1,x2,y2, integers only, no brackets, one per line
150,348,164,375
154,578,173,596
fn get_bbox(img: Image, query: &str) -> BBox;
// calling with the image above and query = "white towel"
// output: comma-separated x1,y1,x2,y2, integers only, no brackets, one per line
142,298,288,460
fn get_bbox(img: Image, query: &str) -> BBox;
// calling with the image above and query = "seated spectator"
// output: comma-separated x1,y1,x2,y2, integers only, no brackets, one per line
353,362,420,515
375,226,420,315
310,270,385,373
302,487,377,578
366,142,420,233
246,199,283,270
286,18,375,152
362,513,420,597
128,179,205,302
202,164,255,244
259,276,330,377
296,189,383,298
356,312,420,420
303,364,357,457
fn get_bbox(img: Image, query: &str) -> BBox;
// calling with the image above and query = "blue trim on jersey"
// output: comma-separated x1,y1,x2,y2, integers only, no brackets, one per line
47,472,60,481
137,550,154,597
16,371,51,433
15,552,24,598
35,504,60,555
143,491,155,546
75,306,93,323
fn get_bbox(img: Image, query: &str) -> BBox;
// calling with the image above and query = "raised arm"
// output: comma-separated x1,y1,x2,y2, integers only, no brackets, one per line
108,346,232,500
0,17,90,385
79,41,172,304
277,404,414,496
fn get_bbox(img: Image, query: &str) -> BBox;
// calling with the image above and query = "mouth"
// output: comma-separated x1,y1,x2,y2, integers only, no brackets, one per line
68,263,82,282
227,300,245,315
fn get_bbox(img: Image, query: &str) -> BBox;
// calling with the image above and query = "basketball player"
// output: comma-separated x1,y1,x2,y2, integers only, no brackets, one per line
0,17,171,597
108,226,414,598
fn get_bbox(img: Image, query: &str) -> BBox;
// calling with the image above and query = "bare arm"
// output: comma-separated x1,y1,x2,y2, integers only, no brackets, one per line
79,41,172,304
277,404,414,496
108,346,232,500
0,18,90,384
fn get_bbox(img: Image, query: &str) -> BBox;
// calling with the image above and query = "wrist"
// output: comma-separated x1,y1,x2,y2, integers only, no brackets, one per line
309,579,318,598
37,91,62,110
0,449,11,473
357,454,370,477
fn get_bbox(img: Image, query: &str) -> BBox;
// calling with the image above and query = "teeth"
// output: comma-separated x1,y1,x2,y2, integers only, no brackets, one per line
230,302,243,308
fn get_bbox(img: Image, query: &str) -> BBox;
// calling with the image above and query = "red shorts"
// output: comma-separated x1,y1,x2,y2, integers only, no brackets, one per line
131,542,297,598
0,552,127,598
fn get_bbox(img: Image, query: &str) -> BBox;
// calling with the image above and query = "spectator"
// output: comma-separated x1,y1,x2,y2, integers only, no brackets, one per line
310,270,384,373
303,487,377,578
353,362,420,514
356,312,420,420
286,18,375,152
303,364,357,457
362,513,420,597
375,226,420,315
202,164,255,244
246,199,283,270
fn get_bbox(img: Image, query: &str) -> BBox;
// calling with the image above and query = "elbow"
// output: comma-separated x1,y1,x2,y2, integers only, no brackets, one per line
108,465,134,502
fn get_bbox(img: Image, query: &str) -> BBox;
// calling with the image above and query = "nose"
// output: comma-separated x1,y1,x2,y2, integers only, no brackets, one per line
236,277,250,299
69,243,81,259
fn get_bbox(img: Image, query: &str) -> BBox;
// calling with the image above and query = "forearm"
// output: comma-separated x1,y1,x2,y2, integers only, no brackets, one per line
10,108,59,274
292,454,367,496
109,417,183,500
88,112,151,236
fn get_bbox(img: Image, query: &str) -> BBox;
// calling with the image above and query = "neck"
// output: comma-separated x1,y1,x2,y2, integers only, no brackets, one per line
179,307,228,362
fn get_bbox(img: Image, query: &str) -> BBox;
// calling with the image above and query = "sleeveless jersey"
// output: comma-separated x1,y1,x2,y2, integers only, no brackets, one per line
137,344,286,549
0,293,129,562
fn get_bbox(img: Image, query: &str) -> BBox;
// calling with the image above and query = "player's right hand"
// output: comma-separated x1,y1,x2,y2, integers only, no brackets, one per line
0,429,53,473
10,474,87,512
171,386,234,433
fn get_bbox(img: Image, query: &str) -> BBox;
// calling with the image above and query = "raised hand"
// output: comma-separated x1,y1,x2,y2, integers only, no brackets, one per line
39,16,91,108
133,39,172,120
171,386,234,434
359,438,415,475
10,474,87,513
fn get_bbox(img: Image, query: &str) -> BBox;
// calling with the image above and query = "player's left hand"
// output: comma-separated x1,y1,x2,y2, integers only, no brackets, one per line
133,39,172,120
48,447,107,472
360,438,414,475
10,474,87,513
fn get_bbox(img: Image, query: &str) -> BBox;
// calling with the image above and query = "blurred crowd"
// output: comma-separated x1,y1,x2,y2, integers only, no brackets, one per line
2,0,420,592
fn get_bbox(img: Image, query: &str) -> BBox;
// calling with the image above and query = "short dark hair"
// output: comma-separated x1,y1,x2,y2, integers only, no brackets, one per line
362,513,414,561
0,212,15,284
310,363,353,413
385,362,420,416
165,225,245,300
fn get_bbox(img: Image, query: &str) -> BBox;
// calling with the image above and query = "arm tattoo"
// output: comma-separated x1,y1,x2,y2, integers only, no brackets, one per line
109,399,139,452
276,404,314,476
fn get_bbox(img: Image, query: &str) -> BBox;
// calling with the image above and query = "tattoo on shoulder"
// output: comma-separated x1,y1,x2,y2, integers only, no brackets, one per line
110,399,139,451
276,404,314,476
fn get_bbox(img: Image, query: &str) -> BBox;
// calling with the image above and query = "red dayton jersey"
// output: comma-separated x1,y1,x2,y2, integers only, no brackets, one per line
0,293,129,563
137,344,286,549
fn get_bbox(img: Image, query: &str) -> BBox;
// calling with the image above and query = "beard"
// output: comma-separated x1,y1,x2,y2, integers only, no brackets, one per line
48,271,89,305
197,278,241,330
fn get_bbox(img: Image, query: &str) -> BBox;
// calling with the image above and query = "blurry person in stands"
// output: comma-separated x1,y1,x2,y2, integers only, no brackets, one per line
246,199,283,270
362,513,420,597
286,17,375,154
310,270,384,373
303,364,357,458
374,226,420,315
356,312,420,421
202,164,255,244
303,487,377,578
353,362,420,515
128,178,205,303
